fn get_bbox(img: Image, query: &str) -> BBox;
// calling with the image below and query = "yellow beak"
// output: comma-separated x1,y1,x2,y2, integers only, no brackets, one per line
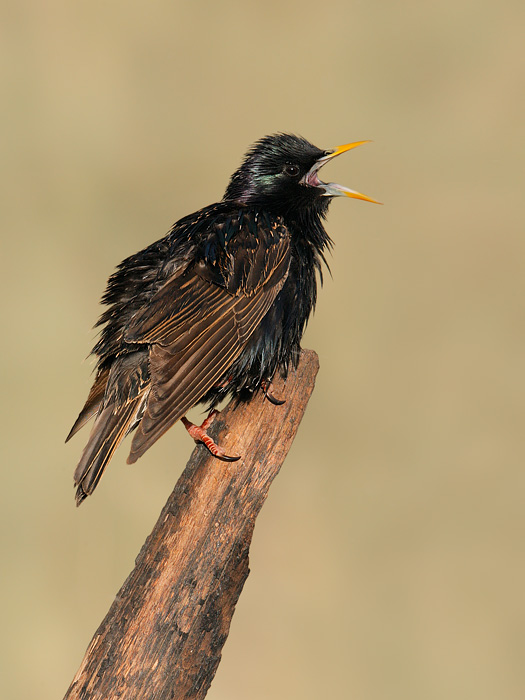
312,140,382,204
328,140,373,157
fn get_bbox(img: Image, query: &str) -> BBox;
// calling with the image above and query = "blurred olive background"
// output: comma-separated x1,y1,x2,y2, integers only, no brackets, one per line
1,1,524,698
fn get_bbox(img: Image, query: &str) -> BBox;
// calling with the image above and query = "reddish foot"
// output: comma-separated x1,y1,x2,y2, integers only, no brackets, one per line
181,411,240,462
261,380,286,406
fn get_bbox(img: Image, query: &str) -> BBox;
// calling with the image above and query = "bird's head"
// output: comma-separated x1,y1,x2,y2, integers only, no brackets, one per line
224,133,380,215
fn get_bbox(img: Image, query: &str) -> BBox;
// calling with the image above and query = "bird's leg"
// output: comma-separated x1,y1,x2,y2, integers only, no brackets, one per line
261,379,286,406
180,411,240,462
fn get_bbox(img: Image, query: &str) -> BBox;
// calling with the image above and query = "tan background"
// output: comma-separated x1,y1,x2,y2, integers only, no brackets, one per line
1,1,524,698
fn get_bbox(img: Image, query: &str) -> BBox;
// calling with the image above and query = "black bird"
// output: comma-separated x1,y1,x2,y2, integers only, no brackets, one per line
68,133,379,505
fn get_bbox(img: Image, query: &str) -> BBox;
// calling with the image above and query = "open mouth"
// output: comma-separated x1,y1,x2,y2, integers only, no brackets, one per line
302,141,382,204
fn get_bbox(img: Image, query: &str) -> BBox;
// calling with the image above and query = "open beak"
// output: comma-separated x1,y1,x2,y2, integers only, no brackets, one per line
303,140,382,204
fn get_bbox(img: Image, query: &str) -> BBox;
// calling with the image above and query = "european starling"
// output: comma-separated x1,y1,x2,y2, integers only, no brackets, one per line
68,133,379,504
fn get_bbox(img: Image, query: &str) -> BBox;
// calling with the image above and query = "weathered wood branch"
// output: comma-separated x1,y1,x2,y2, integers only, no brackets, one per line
64,349,320,700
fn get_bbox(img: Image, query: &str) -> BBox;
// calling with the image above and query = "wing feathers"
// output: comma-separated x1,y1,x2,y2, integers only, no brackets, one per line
126,275,227,346
126,233,290,463
127,320,240,462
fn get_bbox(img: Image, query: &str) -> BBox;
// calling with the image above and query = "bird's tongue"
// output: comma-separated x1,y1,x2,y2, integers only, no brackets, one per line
305,170,322,187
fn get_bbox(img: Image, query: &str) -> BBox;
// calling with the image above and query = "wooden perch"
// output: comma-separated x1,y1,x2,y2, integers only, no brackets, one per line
64,349,320,700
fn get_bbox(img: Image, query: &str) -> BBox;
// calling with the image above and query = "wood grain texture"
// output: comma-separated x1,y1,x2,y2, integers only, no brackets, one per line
64,349,320,700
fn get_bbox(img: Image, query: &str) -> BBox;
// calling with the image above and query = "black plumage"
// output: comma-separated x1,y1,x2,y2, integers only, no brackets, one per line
68,133,378,504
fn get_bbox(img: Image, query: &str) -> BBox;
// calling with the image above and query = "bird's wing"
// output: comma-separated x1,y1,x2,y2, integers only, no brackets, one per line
125,215,290,463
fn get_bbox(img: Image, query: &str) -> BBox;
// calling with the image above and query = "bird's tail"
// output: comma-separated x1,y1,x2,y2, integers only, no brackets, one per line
73,396,145,506
66,366,110,442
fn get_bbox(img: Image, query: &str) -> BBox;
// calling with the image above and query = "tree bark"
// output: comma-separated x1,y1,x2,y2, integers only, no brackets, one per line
64,349,320,700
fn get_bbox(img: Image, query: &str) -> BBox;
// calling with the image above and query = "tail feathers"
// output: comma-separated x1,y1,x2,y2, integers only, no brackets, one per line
66,366,110,442
74,397,144,506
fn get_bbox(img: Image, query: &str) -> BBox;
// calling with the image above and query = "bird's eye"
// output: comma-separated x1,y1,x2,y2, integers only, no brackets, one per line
283,163,300,177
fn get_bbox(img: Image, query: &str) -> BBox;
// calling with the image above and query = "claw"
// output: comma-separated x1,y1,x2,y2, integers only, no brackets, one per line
262,380,285,406
181,412,241,462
